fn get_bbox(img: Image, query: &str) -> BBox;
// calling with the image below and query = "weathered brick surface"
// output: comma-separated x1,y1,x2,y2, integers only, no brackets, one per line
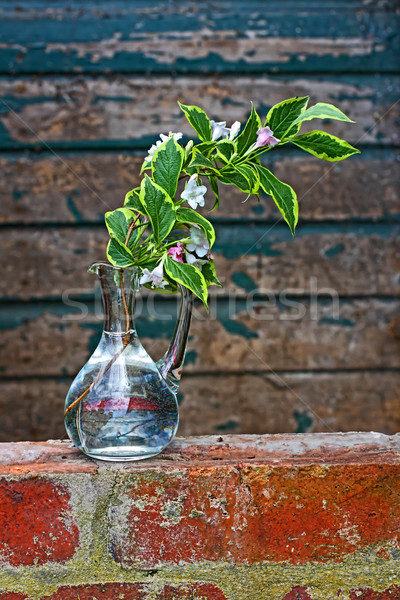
282,588,312,600
0,435,399,600
1,583,226,600
112,462,400,567
0,478,79,566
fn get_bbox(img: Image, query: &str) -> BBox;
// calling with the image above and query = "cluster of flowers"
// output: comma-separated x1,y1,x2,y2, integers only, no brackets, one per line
138,120,280,289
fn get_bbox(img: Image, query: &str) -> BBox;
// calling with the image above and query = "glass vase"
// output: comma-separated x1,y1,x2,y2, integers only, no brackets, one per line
64,262,193,461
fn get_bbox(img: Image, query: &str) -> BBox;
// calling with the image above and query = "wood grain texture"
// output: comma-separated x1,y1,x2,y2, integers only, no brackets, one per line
1,225,398,299
0,75,398,148
178,371,400,436
0,299,398,377
0,0,398,440
1,152,399,224
0,1,398,74
0,371,398,442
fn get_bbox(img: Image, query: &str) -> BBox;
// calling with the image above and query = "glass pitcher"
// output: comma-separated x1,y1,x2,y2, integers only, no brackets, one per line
64,262,193,461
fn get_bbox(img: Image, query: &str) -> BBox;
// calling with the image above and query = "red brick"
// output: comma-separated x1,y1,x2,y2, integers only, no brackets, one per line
350,587,400,599
282,587,312,600
0,594,28,600
111,463,400,567
25,583,226,600
0,478,79,566
156,583,227,599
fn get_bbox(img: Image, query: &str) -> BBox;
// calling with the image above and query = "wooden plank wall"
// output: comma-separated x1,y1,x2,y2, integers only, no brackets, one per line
0,1,399,441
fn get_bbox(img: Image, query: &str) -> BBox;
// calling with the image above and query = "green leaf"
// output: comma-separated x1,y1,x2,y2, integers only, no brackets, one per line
266,96,309,139
235,164,259,194
178,102,212,142
218,167,251,193
290,103,355,128
176,207,215,247
139,175,176,244
236,103,261,155
202,260,222,288
140,159,152,174
255,165,298,235
195,141,217,156
208,174,220,211
165,256,208,306
291,130,360,162
152,137,184,199
124,188,147,214
189,150,218,173
215,139,236,163
106,237,135,268
105,207,139,252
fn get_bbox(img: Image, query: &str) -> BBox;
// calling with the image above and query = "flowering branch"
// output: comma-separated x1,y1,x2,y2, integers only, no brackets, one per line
105,97,359,307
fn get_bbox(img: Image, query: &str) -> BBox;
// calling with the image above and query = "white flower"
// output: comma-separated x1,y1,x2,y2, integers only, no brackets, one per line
145,140,163,162
185,251,208,269
180,175,207,210
160,132,183,143
229,120,241,140
145,132,183,162
186,226,209,257
210,120,241,141
210,120,229,141
139,264,167,288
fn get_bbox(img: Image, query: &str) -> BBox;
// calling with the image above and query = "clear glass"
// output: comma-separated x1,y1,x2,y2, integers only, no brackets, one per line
64,262,193,461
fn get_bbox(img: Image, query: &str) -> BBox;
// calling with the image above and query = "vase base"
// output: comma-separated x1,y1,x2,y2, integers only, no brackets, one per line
82,445,165,462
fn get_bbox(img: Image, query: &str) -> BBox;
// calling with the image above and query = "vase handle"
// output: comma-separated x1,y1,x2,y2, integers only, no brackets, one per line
156,286,194,393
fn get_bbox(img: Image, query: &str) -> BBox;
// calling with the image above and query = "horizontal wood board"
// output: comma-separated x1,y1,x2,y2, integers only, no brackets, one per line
0,151,399,225
0,298,398,376
1,225,399,299
0,75,399,150
0,371,399,442
0,1,398,74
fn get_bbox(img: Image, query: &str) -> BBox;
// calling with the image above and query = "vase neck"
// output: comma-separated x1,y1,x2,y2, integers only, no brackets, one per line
90,262,139,335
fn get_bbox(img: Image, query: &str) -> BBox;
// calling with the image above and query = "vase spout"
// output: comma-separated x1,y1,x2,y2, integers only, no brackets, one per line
157,286,194,393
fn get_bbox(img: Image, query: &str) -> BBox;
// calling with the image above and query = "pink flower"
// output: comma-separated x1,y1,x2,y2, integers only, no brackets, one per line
256,126,280,148
167,242,185,263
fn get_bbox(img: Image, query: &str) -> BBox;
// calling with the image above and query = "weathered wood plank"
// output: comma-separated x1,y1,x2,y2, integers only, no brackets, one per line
178,371,400,436
0,370,399,442
0,225,398,299
0,299,398,377
1,152,399,224
0,75,398,148
0,1,398,74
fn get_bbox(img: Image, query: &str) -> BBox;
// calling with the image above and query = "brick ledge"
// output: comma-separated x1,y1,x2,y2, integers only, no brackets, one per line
0,432,399,473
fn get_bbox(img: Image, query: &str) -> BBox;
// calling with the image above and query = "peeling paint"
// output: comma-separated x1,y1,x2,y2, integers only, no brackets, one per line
42,35,379,66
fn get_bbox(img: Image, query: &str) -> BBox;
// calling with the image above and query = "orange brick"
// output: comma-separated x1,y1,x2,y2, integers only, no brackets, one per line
111,463,400,566
0,478,79,566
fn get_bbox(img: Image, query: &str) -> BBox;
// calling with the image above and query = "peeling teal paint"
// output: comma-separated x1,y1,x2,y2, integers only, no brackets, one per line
220,318,258,339
184,350,198,365
67,196,84,222
324,243,345,258
231,272,257,293
217,419,239,431
320,316,355,327
12,187,29,200
294,410,313,433
251,204,265,215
